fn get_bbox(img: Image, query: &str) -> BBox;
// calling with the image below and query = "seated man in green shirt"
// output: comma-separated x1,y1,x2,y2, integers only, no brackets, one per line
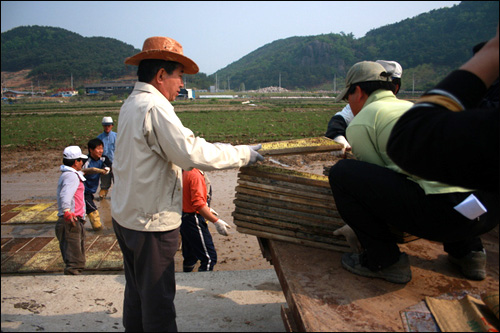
329,61,498,284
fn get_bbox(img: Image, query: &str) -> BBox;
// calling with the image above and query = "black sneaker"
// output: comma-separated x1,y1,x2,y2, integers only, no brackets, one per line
341,252,412,284
448,250,486,281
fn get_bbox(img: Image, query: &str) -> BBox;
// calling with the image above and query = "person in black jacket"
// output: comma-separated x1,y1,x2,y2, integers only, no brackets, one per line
386,27,499,283
387,27,499,193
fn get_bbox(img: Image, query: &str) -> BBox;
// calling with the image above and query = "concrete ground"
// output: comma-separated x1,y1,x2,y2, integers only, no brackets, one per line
1,270,286,332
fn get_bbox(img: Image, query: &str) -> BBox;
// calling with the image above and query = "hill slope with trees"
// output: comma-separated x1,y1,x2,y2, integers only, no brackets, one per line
1,1,498,91
212,1,498,91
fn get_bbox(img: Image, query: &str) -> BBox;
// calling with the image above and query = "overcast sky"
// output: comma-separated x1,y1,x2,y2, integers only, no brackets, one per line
1,1,461,75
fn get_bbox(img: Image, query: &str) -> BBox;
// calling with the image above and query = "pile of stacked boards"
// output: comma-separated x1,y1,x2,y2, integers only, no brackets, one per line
233,137,417,251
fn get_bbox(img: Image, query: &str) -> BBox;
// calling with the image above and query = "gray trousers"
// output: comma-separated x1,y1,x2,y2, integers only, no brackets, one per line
113,218,179,332
55,216,86,274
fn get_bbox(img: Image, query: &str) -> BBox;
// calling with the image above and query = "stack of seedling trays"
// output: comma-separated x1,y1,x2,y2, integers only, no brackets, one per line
233,137,417,252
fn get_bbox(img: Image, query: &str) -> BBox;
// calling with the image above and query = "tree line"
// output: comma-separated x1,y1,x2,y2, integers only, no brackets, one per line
1,1,498,91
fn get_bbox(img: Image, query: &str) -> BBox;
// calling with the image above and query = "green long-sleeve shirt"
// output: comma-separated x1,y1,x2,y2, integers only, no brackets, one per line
347,89,472,195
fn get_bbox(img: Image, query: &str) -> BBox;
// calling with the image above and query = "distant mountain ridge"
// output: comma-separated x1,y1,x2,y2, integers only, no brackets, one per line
1,1,498,91
212,1,498,91
1,25,140,86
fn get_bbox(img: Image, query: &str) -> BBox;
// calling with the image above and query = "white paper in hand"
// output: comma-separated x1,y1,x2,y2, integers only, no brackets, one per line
453,194,487,220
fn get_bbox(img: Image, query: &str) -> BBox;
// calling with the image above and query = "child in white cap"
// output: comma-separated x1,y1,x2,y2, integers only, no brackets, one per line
55,146,87,275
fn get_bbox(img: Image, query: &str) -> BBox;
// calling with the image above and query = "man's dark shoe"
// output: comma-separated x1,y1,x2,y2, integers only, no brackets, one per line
448,250,486,281
64,268,82,275
341,252,412,284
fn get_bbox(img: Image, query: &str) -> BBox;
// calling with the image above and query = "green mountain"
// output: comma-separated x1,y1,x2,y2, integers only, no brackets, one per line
211,1,498,91
1,25,140,83
1,1,498,91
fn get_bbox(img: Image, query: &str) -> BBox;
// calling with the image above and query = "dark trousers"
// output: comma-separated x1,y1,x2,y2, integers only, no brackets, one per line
180,213,217,272
100,171,113,190
112,218,179,332
84,191,98,214
329,159,499,270
55,216,86,273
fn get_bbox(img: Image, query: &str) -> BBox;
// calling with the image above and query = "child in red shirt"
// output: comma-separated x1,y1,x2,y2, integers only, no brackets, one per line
181,168,231,272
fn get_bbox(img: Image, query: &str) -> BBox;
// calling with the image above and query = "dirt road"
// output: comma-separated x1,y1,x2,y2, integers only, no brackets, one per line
1,149,336,272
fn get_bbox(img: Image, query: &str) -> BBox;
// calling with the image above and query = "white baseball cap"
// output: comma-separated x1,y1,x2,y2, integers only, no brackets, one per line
63,146,88,160
375,60,403,79
102,116,114,125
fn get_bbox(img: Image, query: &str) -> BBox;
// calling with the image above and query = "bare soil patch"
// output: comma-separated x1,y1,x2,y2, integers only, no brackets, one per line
1,148,337,272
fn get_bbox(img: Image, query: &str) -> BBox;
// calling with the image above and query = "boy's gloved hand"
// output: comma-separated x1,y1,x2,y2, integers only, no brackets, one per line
333,225,362,253
214,219,231,236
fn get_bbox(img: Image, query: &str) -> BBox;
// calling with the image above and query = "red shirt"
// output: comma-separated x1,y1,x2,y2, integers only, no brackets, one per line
182,169,207,213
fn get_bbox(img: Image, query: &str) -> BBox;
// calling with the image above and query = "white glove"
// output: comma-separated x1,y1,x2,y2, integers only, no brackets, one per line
247,144,264,166
333,225,362,253
104,167,111,175
332,135,351,156
214,219,231,236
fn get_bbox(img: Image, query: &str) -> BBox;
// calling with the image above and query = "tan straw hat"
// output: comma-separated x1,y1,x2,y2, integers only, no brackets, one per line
124,36,199,74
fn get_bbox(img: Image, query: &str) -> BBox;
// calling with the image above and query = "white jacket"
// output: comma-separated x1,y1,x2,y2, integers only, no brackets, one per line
111,82,251,232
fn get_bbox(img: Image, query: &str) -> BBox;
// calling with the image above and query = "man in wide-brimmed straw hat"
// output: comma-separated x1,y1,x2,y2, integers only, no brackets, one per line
111,36,264,332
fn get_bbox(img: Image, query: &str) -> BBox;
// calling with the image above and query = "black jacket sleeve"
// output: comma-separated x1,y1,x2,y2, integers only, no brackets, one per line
325,115,348,139
387,70,499,192
103,155,113,168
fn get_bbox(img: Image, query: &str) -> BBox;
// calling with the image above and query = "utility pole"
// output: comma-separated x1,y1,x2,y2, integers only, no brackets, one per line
412,73,415,95
279,72,281,89
215,73,218,92
71,73,73,90
333,74,336,92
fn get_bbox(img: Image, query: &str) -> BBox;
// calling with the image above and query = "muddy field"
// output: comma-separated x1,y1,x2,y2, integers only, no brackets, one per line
1,148,338,272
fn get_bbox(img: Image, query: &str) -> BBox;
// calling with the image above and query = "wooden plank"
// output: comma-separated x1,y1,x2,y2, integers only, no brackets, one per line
11,204,36,211
18,251,59,273
1,238,13,247
16,237,54,252
240,165,330,188
1,238,33,256
233,218,348,247
234,205,343,230
237,179,334,202
1,204,21,214
86,235,118,269
238,174,332,196
235,226,349,252
1,211,21,223
1,252,37,273
234,193,339,218
281,305,299,332
30,210,59,223
6,210,41,224
233,212,340,238
260,137,342,156
234,199,344,226
235,186,335,210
